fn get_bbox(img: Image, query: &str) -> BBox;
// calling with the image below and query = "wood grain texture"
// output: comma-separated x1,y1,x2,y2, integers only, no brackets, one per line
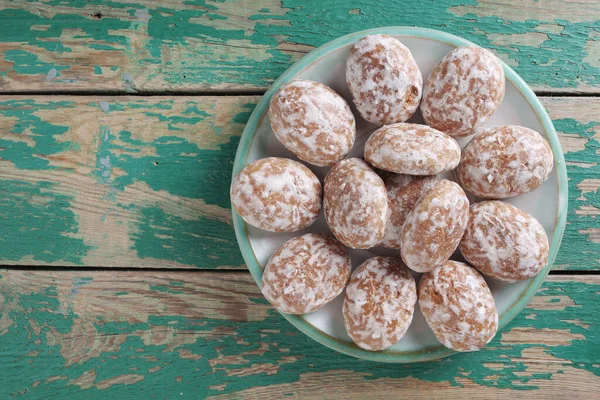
1,0,600,93
0,96,256,269
1,96,598,270
0,270,598,399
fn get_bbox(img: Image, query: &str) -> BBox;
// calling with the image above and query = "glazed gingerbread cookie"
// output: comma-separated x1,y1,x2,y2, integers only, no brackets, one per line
262,233,351,314
343,256,417,351
381,174,438,249
419,261,498,352
421,46,505,137
324,158,388,249
230,157,321,232
457,125,554,199
460,201,549,281
269,80,355,167
346,34,422,125
364,123,460,175
400,179,469,272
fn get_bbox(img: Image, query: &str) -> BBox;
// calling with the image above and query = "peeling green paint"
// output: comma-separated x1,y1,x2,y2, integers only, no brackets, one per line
552,117,600,270
0,180,89,264
0,96,594,270
131,206,242,268
0,274,597,398
3,50,70,76
149,284,184,295
2,1,600,91
96,128,238,206
0,98,247,268
0,99,75,170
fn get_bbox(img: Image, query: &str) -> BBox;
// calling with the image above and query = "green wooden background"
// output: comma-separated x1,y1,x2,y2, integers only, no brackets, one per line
0,0,599,399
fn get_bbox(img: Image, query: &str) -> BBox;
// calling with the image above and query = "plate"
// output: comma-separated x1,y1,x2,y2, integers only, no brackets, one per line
231,27,568,363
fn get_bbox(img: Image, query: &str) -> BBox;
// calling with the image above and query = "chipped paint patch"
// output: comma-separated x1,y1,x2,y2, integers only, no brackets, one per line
488,32,548,48
502,328,586,346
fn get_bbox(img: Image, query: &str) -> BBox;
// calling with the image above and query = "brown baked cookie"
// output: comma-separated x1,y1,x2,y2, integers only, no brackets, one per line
460,201,549,282
324,158,388,249
346,34,422,125
343,257,417,351
262,233,351,315
364,123,461,175
400,180,469,272
269,80,355,167
230,157,321,232
421,46,505,137
419,261,498,352
457,125,554,199
381,174,439,249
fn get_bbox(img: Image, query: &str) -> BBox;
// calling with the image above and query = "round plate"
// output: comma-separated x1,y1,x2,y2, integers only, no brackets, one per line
231,27,568,363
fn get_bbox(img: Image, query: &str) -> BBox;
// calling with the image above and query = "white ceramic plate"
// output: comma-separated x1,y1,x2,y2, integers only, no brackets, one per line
232,27,568,363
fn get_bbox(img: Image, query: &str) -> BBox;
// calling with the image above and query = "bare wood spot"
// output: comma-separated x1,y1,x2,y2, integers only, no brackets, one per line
559,133,588,153
501,328,586,346
527,294,580,311
579,228,600,244
488,32,548,48
95,374,144,390
178,349,202,360
68,369,97,390
563,319,590,329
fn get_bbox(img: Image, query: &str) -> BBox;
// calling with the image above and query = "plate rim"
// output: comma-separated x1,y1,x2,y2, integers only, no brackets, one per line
231,26,569,363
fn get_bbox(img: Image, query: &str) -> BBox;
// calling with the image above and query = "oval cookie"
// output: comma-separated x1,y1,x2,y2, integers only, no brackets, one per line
230,157,321,232
460,201,549,281
324,158,388,249
343,256,417,351
419,261,498,352
262,233,351,314
269,80,356,167
346,34,422,125
400,179,469,272
364,123,460,175
421,46,505,137
457,125,554,199
381,174,439,249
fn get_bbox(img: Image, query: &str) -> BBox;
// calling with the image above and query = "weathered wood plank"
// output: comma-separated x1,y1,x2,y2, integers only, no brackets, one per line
0,96,256,269
542,98,600,271
0,96,598,270
0,270,598,398
1,0,600,93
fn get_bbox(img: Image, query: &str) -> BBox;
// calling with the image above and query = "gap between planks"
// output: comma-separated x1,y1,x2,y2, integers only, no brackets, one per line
0,265,598,275
1,90,600,97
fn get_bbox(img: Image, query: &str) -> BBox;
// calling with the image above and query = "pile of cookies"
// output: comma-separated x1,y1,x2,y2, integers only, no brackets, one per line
230,34,554,353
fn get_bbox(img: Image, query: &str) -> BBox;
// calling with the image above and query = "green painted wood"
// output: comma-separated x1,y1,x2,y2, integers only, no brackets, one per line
0,96,598,270
0,96,256,269
1,0,600,93
0,270,597,399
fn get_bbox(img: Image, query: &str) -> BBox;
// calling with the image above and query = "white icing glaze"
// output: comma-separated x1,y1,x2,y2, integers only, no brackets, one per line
419,261,498,352
458,125,554,199
324,158,388,249
400,180,469,272
343,257,417,351
269,80,356,167
346,34,422,125
230,157,321,232
364,123,461,175
421,46,505,137
262,233,351,314
460,201,549,281
381,174,438,249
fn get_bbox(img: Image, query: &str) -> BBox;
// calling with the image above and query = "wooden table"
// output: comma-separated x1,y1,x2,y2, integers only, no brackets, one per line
1,1,599,398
